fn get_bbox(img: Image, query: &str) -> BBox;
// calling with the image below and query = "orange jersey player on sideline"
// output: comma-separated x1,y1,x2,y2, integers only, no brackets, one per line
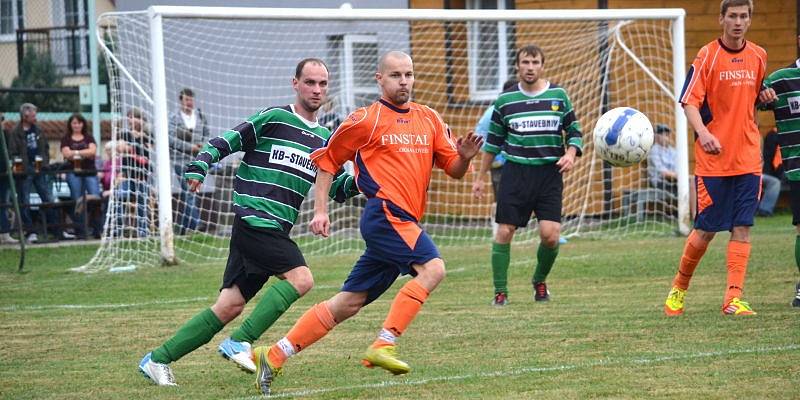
664,0,775,317
249,51,483,396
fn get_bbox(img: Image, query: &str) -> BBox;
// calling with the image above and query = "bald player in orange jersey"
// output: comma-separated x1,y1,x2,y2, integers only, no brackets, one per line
664,0,774,317
250,51,483,396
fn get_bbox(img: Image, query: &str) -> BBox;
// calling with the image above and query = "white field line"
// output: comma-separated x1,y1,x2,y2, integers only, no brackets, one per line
232,344,800,399
0,296,212,311
0,269,471,312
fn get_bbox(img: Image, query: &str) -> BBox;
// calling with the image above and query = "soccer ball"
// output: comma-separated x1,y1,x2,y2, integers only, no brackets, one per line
593,107,654,167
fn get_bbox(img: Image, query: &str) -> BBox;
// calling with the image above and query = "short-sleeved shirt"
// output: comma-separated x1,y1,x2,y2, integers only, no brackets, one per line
312,98,460,223
482,82,583,166
61,134,96,171
679,39,767,176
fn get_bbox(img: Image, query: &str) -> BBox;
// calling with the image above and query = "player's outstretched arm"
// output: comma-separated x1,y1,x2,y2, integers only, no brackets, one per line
310,170,335,238
446,131,484,179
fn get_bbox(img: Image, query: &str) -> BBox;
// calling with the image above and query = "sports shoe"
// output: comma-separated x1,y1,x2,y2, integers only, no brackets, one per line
361,345,411,375
60,231,76,240
0,233,18,245
139,352,177,386
26,233,38,244
793,281,800,308
253,345,281,396
722,297,756,316
218,337,256,373
492,292,508,306
664,287,686,316
533,281,550,302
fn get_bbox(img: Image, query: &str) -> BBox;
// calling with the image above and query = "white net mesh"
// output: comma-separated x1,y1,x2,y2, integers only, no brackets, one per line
79,9,685,271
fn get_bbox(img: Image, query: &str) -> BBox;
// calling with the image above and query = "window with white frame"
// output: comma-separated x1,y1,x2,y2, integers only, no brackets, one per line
329,34,380,114
466,0,510,101
0,0,22,42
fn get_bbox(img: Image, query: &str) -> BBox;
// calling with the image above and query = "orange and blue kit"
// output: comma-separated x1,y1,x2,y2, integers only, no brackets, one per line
311,99,461,304
680,39,767,231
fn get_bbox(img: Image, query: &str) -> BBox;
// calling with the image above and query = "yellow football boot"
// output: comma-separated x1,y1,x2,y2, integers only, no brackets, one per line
722,297,756,316
253,346,282,396
664,286,686,316
362,345,411,375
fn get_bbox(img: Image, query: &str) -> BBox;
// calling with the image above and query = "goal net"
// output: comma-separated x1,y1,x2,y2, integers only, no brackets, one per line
77,6,688,271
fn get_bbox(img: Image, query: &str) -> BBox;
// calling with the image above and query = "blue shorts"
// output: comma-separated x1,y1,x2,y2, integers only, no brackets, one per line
694,174,761,232
341,198,440,305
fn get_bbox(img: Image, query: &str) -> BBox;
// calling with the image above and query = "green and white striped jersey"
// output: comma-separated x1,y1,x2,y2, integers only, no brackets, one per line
763,60,800,181
186,105,359,233
482,82,583,165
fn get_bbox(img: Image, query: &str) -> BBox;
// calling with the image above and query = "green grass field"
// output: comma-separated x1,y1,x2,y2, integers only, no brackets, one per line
1,215,798,399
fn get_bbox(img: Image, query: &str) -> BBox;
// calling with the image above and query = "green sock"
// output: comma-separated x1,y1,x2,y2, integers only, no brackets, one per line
492,242,511,294
795,235,800,274
230,279,300,343
533,243,559,283
151,307,224,364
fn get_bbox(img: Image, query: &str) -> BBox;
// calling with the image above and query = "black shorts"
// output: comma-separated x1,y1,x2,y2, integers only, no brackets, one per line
790,181,800,226
496,162,563,227
221,217,307,302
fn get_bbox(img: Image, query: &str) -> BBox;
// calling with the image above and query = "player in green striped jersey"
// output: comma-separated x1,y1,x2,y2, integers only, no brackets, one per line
759,34,800,307
472,45,583,306
139,58,360,386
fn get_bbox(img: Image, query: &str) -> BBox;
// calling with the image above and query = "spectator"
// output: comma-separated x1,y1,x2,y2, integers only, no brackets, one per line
115,107,151,237
60,113,101,238
7,103,70,243
647,123,678,194
0,115,18,244
758,127,782,217
168,88,210,234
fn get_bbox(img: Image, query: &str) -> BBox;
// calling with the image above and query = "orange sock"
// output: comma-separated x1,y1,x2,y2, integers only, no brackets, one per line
372,279,429,348
672,230,710,290
725,240,751,304
268,301,337,368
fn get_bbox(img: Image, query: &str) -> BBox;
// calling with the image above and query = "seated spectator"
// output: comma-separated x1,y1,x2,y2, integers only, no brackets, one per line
61,113,102,238
647,124,678,194
758,127,783,217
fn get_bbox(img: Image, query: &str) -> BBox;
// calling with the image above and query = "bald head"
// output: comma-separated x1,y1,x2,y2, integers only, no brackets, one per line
376,51,414,106
378,51,412,73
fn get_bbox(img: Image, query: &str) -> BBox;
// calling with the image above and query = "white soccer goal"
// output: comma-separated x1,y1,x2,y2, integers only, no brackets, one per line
76,6,688,272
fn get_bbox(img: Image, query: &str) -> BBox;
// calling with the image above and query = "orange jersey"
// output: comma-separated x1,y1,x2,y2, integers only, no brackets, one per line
680,39,767,176
311,99,460,220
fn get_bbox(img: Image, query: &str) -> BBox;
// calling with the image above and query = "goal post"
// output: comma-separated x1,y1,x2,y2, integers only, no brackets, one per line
79,6,688,272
